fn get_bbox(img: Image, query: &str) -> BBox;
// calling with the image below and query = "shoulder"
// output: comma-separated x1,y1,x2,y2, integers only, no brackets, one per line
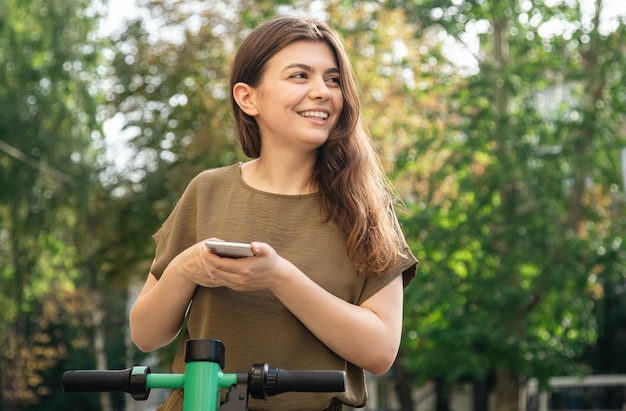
169,164,241,210
183,163,241,193
192,163,240,184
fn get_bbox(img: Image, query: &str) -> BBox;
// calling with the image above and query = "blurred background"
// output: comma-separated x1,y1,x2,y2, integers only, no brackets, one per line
1,0,625,410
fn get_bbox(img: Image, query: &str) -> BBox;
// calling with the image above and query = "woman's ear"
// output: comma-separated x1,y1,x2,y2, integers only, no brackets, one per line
232,82,259,116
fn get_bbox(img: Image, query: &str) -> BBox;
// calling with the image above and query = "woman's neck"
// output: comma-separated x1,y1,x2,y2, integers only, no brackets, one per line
241,157,317,195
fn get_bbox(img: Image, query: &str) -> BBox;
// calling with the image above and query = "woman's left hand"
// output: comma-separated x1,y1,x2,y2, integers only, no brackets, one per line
202,241,288,291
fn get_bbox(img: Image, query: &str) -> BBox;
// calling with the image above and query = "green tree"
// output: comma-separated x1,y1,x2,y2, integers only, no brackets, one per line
0,0,115,409
383,0,626,409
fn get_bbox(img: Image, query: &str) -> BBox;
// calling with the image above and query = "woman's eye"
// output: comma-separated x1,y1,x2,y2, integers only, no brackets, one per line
291,72,307,79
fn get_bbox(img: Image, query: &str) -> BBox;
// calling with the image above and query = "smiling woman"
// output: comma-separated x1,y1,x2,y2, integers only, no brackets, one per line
128,16,417,411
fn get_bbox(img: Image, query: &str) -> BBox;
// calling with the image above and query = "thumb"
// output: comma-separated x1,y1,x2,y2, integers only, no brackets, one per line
250,241,267,256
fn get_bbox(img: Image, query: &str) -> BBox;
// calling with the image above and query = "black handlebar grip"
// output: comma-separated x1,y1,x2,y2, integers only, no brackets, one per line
63,369,133,393
249,363,345,400
275,369,346,394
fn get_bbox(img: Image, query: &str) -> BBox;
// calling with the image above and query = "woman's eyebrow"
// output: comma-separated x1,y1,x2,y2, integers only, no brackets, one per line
282,63,340,74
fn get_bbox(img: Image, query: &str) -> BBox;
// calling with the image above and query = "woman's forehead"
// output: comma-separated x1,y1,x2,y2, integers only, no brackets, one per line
267,41,339,71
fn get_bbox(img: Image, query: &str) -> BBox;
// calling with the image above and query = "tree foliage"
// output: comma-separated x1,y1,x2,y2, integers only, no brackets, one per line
0,0,125,409
382,0,626,409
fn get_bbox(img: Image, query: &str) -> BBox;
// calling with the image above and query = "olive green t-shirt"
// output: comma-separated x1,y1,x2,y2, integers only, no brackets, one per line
150,163,417,411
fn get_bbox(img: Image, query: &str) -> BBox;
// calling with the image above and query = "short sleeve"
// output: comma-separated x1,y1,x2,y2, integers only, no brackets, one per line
356,245,418,305
150,177,202,280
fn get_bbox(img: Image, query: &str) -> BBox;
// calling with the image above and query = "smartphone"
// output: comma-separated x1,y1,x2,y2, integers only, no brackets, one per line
205,240,253,258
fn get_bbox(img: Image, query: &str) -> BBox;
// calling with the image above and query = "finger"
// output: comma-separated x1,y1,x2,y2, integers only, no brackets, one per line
250,241,264,256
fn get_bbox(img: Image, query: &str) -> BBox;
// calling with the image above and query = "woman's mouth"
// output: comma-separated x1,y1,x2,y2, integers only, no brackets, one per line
298,110,329,121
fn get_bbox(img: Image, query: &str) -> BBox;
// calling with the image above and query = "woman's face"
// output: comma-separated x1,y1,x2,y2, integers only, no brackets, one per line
247,40,344,156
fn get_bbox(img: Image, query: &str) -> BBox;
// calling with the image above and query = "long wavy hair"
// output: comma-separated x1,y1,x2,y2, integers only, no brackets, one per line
230,16,405,276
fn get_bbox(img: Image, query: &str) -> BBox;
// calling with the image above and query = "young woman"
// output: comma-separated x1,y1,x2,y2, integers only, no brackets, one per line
129,16,418,411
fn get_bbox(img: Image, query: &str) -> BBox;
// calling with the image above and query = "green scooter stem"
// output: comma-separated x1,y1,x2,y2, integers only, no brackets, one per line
184,361,223,411
179,339,226,411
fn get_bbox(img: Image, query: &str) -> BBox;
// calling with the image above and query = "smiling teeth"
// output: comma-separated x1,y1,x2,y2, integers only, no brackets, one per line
299,111,328,120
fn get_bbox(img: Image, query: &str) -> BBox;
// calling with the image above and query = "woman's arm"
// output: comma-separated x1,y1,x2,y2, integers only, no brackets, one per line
269,258,404,375
129,243,205,352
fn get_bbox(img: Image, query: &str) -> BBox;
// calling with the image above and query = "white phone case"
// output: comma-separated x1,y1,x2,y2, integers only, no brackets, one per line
205,241,253,258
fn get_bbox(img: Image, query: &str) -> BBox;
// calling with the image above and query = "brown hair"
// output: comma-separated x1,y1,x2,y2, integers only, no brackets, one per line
230,16,405,276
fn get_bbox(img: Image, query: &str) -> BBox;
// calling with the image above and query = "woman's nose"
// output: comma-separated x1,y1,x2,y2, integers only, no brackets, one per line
310,76,331,100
